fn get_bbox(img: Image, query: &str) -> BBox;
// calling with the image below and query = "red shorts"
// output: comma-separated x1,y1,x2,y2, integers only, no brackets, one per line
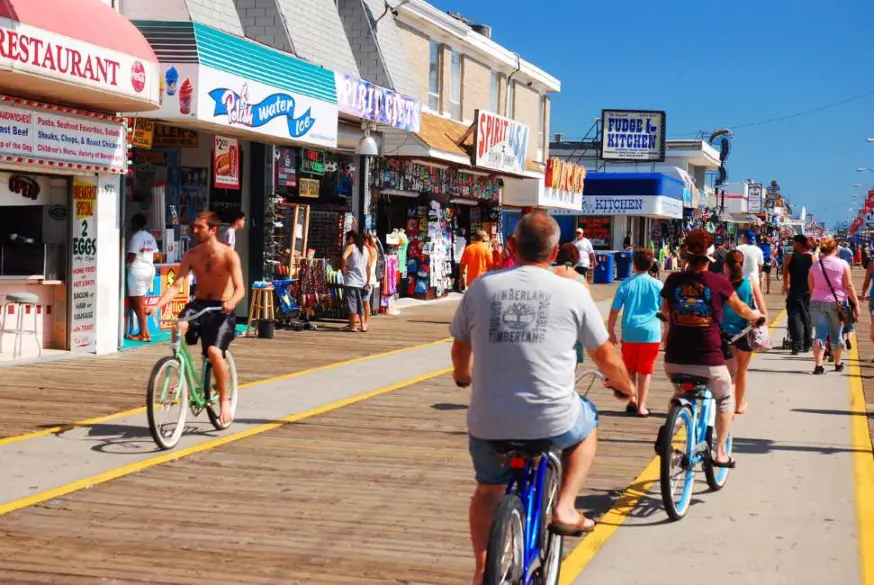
621,342,660,375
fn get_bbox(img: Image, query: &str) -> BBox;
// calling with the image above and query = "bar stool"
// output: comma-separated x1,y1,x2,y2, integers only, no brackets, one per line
245,284,275,337
0,292,42,359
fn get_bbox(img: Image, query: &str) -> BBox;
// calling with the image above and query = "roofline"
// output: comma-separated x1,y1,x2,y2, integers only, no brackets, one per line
397,0,561,93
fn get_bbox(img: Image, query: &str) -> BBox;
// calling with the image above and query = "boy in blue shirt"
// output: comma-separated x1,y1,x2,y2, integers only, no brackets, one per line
608,248,664,417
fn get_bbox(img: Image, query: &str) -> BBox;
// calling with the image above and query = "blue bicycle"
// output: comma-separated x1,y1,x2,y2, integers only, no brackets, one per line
480,370,604,585
656,318,764,520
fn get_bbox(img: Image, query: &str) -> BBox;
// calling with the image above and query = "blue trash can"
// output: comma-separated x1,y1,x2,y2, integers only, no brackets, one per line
615,251,633,280
593,253,615,284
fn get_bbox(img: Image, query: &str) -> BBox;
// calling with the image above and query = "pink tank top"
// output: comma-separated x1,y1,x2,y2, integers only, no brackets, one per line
811,255,848,303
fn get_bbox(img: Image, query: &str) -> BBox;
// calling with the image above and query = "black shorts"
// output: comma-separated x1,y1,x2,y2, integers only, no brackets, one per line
762,262,772,274
574,266,588,277
179,300,236,357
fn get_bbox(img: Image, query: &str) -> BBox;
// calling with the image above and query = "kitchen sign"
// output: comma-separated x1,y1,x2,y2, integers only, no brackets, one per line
472,109,530,175
213,135,240,189
581,194,682,219
0,22,159,105
600,109,666,162
0,95,126,172
334,73,421,132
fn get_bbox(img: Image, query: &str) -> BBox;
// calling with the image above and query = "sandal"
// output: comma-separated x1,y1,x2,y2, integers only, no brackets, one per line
711,456,736,469
625,402,638,415
637,407,651,418
549,515,596,537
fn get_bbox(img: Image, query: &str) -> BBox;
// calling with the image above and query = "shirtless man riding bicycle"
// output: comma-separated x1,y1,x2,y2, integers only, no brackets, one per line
148,211,245,425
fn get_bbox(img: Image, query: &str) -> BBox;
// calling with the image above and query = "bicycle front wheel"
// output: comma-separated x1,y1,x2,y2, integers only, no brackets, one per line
204,350,239,431
146,357,188,450
658,404,695,521
483,494,525,585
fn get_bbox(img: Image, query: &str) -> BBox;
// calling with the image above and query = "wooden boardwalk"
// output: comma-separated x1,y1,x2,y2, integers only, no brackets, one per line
0,291,789,584
0,283,619,441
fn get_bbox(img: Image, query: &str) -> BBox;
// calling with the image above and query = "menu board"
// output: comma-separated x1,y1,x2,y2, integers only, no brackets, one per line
580,216,611,248
0,101,126,172
70,176,98,352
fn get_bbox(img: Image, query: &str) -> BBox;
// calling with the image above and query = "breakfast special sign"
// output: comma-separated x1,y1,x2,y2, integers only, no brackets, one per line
472,109,530,175
600,109,666,162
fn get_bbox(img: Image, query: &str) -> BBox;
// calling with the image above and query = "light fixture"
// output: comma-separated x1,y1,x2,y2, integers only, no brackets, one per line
450,198,479,206
356,121,379,156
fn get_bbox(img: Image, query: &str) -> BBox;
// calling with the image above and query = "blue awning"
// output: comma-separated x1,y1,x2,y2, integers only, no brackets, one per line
583,172,685,200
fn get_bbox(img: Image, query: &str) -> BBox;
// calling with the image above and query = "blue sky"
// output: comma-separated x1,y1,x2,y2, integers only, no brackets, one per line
430,0,874,228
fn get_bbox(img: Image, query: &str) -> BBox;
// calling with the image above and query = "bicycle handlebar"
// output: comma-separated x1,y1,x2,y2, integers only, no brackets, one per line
727,316,768,344
159,306,223,323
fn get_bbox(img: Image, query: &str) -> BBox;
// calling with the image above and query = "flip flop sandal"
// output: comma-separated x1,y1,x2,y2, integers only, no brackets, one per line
625,403,638,415
637,408,651,418
549,516,596,537
711,457,736,469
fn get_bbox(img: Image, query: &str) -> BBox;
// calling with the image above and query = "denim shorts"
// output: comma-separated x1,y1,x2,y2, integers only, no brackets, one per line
468,394,599,485
811,300,844,347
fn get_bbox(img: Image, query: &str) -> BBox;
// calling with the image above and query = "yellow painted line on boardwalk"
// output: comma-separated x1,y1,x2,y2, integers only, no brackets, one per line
0,366,452,518
847,339,874,585
559,308,786,583
0,338,451,448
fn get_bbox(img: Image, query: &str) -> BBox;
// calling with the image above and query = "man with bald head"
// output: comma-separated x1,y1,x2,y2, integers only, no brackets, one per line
450,211,635,584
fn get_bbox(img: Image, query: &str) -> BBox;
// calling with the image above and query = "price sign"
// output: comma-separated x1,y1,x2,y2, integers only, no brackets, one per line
299,177,320,198
70,176,99,352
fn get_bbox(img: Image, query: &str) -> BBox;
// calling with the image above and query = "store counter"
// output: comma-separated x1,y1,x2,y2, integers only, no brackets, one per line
125,263,191,339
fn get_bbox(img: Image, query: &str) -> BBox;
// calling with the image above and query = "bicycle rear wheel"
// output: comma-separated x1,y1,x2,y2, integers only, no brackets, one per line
204,350,238,430
146,357,188,450
537,459,563,585
704,428,733,490
658,404,695,521
483,494,525,585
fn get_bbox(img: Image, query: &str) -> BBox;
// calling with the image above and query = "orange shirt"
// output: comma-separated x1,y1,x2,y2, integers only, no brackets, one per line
461,242,493,286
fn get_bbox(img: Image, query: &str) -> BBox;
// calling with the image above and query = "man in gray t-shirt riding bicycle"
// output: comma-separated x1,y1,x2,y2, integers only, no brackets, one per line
450,211,635,585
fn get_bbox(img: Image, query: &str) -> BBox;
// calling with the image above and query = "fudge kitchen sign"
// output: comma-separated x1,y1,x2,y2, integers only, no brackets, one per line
472,109,530,175
201,68,338,148
0,22,158,103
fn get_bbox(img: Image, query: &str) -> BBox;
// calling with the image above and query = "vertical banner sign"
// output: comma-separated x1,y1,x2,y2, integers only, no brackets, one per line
748,183,763,214
213,135,240,189
600,109,667,162
71,177,98,352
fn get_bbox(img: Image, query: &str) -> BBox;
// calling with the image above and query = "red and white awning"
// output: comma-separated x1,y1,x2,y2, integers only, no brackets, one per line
0,0,160,112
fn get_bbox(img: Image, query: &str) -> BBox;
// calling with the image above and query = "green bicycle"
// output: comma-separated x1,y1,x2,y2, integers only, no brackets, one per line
146,306,239,450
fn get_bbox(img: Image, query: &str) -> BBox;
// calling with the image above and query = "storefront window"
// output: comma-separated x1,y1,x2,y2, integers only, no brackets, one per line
490,71,499,112
428,40,441,111
450,49,461,120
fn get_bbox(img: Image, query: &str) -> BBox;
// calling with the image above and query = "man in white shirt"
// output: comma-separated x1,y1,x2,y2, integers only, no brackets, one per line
735,231,764,283
221,212,246,250
573,227,597,279
126,213,158,341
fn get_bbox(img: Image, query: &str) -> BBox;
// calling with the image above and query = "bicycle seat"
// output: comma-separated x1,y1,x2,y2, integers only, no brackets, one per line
488,439,556,457
669,374,710,388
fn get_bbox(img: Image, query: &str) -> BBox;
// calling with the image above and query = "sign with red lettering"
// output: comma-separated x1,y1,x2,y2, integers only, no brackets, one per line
0,22,159,104
71,176,98,352
0,96,126,172
541,158,586,211
472,109,530,175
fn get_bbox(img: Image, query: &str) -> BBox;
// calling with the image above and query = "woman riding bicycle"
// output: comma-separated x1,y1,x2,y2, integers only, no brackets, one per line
660,229,763,468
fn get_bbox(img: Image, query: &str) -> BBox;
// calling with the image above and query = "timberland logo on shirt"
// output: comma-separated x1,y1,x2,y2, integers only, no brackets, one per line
489,290,551,344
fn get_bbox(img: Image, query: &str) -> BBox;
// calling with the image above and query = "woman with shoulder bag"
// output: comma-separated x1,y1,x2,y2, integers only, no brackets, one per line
721,250,768,415
808,237,860,374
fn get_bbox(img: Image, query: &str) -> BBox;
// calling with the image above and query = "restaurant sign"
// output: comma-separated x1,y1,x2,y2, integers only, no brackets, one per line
0,95,126,173
581,194,682,219
334,73,421,132
540,158,586,211
472,109,530,175
0,22,159,105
